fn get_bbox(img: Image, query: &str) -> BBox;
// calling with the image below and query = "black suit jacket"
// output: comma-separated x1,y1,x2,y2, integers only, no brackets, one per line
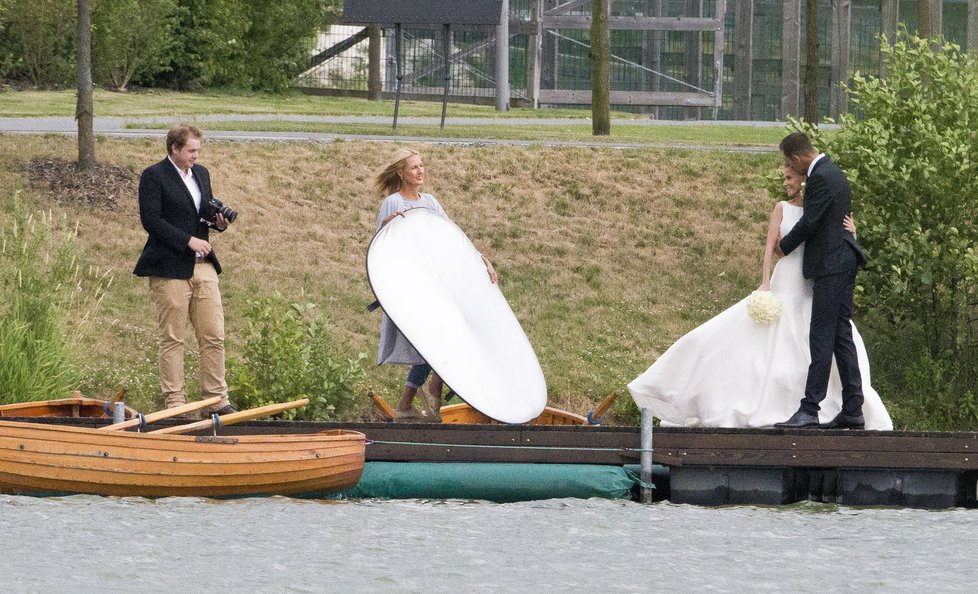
779,156,866,279
133,157,223,279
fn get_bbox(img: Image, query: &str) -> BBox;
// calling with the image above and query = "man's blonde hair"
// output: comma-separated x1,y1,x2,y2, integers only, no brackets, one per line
166,123,203,155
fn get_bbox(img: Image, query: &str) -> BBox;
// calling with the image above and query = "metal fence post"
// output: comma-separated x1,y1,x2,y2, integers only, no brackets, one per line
640,407,654,504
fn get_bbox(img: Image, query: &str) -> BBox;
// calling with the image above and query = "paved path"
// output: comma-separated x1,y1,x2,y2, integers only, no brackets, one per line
0,114,792,152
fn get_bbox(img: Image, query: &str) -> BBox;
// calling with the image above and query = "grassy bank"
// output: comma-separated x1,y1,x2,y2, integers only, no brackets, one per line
0,132,783,422
131,120,784,146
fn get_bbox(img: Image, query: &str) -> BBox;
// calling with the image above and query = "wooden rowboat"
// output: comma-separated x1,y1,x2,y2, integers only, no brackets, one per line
437,402,589,425
0,420,365,498
0,391,138,420
368,390,618,425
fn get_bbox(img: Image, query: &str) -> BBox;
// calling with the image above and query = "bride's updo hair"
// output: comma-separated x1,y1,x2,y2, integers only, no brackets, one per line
374,148,421,198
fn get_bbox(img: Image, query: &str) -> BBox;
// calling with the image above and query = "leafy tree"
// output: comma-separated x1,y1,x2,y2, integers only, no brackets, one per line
151,0,249,90
91,0,176,91
237,0,330,91
0,0,76,86
795,31,978,429
151,0,335,91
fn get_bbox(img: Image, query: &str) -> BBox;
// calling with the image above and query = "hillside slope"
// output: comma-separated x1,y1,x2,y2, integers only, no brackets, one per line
0,134,779,421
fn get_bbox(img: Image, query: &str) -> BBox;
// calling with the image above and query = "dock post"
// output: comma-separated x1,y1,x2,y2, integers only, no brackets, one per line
112,401,126,424
640,407,654,504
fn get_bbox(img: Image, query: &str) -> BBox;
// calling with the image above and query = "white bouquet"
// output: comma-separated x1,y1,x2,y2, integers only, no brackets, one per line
747,290,783,324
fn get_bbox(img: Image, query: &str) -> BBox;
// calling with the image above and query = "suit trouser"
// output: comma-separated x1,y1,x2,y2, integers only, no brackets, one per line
149,262,230,410
800,248,864,415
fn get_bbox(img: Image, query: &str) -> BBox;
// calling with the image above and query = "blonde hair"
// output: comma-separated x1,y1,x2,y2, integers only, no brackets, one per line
373,148,421,198
166,123,203,154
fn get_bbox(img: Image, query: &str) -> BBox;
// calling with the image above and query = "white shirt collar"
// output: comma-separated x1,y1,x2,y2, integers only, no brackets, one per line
807,153,825,177
167,155,201,210
168,155,192,179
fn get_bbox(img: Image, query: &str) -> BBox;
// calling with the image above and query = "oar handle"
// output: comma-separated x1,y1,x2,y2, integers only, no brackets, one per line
148,398,310,435
368,390,394,421
587,392,620,424
98,396,222,431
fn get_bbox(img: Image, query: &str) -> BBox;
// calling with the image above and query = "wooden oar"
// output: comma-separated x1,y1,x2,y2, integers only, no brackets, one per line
587,392,621,424
98,396,222,431
148,398,310,435
367,390,395,421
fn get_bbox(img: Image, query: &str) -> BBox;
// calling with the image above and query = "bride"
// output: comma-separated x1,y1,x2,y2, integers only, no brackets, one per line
627,166,893,430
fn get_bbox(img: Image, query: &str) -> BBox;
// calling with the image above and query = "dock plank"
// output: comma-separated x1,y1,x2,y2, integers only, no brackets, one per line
14,417,978,470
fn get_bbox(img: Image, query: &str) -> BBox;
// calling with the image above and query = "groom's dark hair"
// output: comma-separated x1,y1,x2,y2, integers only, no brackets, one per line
779,132,815,158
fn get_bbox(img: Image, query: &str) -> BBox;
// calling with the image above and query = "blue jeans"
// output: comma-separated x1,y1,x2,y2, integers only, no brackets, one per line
405,363,432,389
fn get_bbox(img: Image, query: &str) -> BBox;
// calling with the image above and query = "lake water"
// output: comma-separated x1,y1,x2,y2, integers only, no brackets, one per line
1,495,976,593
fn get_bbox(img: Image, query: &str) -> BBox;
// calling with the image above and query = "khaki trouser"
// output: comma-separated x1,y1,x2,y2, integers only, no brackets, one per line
149,262,230,412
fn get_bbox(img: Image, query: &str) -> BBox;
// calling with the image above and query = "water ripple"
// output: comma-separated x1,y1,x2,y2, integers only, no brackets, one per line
1,496,976,592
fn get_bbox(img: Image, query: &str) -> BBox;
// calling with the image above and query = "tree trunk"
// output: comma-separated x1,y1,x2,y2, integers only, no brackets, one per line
917,0,931,39
803,0,819,123
368,24,382,101
591,0,611,135
76,0,96,172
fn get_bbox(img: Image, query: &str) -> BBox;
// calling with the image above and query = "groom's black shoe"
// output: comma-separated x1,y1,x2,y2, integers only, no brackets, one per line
774,409,820,429
820,411,865,430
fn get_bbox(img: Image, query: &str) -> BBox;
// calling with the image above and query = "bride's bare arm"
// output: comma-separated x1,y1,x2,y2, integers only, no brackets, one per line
843,213,856,239
759,202,783,291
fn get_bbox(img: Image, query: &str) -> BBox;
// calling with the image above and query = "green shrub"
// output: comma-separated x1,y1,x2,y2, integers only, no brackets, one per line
0,193,111,402
794,29,978,429
227,292,367,420
0,0,75,86
91,0,178,91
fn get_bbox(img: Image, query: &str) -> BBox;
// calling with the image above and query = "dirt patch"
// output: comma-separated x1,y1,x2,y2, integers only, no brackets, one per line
27,157,137,208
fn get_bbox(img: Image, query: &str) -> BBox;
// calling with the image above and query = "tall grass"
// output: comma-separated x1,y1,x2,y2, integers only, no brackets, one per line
0,192,112,403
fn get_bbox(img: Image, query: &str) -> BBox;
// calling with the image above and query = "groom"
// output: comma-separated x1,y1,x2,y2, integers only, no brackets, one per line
774,132,868,430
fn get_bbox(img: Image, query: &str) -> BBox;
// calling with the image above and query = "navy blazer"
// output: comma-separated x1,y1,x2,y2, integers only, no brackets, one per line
779,157,867,279
133,157,223,279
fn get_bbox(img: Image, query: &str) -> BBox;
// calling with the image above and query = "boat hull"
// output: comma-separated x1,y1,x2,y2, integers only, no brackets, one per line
0,420,365,498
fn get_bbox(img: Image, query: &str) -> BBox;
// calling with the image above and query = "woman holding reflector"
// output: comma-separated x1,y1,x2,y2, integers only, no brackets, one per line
372,148,497,422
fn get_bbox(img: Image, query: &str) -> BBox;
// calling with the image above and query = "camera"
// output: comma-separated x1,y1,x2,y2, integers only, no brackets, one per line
207,198,238,224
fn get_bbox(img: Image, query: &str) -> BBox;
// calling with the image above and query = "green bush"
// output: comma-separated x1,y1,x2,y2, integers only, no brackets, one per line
150,0,338,91
0,0,75,86
0,193,112,402
227,292,367,420
795,30,978,429
91,0,177,91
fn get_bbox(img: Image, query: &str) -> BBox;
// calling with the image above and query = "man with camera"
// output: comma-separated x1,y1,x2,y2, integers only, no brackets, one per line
134,123,238,417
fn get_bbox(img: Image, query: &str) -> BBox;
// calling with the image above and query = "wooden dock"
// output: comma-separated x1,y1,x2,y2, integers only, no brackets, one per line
16,417,978,508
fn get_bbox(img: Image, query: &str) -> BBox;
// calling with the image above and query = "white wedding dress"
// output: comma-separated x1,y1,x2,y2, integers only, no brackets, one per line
627,202,893,430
